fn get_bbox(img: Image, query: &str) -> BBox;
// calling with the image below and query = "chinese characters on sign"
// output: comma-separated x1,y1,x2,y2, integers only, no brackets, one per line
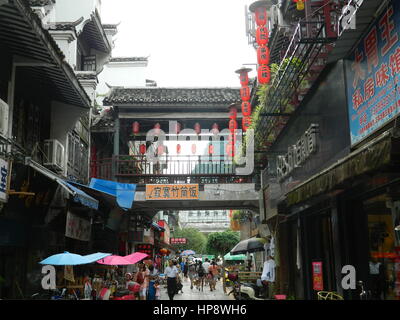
0,158,9,203
170,238,187,245
65,211,91,242
312,261,324,291
346,0,400,146
146,184,199,200
276,124,318,181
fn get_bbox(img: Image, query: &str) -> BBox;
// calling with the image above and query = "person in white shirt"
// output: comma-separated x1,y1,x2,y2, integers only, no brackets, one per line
165,260,179,300
261,255,276,298
202,259,211,274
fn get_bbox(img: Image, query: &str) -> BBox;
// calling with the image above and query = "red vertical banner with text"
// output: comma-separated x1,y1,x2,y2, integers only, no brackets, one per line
312,261,324,291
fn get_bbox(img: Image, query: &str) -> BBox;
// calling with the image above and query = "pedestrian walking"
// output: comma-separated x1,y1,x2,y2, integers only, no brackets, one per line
165,260,179,300
154,280,161,300
208,261,219,291
197,261,205,291
188,261,197,290
183,261,189,279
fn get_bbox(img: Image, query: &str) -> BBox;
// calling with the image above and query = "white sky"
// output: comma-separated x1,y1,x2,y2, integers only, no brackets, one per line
100,0,257,87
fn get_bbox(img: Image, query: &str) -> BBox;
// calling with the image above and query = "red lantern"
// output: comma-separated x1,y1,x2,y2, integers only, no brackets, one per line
208,144,214,155
240,86,251,101
191,144,197,154
242,116,252,131
139,144,146,155
242,101,252,116
258,65,271,84
132,121,140,134
257,45,270,65
194,123,201,134
239,72,249,87
255,7,267,26
211,123,219,134
229,106,237,119
176,144,181,154
226,141,235,157
256,26,269,46
229,119,238,132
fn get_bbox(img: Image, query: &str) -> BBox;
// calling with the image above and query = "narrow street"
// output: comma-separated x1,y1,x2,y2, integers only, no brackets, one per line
160,277,234,301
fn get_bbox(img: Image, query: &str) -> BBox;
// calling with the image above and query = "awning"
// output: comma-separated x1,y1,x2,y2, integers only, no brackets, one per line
27,159,99,210
286,132,399,207
89,178,136,210
151,222,165,232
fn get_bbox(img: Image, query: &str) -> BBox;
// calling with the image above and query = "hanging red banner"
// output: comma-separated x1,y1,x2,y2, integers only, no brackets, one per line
255,7,267,26
208,144,214,155
139,144,146,155
240,86,251,101
242,101,252,117
258,65,271,84
257,45,270,65
256,26,269,46
176,144,181,154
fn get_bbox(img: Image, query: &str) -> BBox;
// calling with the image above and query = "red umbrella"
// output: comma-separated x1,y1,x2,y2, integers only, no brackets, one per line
96,255,132,265
124,252,149,265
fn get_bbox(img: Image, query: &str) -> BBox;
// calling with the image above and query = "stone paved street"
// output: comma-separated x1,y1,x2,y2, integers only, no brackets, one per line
159,276,235,301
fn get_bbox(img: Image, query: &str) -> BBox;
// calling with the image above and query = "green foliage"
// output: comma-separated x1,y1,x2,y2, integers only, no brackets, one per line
205,230,240,256
172,227,208,254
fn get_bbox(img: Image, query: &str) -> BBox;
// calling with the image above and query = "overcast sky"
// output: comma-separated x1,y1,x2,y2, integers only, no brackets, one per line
100,0,257,87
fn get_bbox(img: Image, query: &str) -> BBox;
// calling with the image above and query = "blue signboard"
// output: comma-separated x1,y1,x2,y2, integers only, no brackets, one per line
346,0,400,146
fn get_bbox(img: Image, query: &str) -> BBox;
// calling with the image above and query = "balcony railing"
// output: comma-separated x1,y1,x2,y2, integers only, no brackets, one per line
254,19,338,152
90,155,255,184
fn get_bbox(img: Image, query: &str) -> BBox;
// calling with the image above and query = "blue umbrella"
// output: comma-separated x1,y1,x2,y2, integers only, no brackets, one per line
83,252,112,263
181,250,196,256
39,251,92,266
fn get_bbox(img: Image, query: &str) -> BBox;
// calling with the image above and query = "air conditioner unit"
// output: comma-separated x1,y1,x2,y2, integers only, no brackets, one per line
43,139,65,172
0,98,9,138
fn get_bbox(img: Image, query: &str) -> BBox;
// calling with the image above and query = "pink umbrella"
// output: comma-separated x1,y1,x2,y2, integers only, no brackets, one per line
96,255,132,265
124,252,149,265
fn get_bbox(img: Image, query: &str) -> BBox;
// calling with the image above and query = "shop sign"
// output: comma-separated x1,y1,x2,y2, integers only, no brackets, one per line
338,0,364,36
312,261,324,291
65,211,91,242
146,184,199,200
346,0,400,146
0,158,9,203
158,220,170,245
170,237,187,244
276,124,318,181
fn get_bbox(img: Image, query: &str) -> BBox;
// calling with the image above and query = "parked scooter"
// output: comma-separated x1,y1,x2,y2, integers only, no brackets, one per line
227,273,268,300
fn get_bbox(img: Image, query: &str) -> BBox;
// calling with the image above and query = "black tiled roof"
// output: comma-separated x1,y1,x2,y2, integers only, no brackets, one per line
103,87,241,105
28,0,55,6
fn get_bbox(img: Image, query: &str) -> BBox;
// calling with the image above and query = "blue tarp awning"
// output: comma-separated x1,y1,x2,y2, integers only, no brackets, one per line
59,181,99,210
89,178,136,210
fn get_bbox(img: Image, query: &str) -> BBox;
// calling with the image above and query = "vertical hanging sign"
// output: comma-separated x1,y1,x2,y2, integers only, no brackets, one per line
312,261,324,291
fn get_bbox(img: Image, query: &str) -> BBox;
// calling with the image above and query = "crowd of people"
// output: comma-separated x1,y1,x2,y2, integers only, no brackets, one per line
121,257,223,301
165,257,223,300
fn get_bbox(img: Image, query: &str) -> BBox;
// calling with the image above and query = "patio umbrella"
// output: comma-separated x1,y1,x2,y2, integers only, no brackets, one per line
83,252,112,263
96,255,132,265
39,251,91,266
181,250,195,256
124,252,149,264
230,238,267,255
